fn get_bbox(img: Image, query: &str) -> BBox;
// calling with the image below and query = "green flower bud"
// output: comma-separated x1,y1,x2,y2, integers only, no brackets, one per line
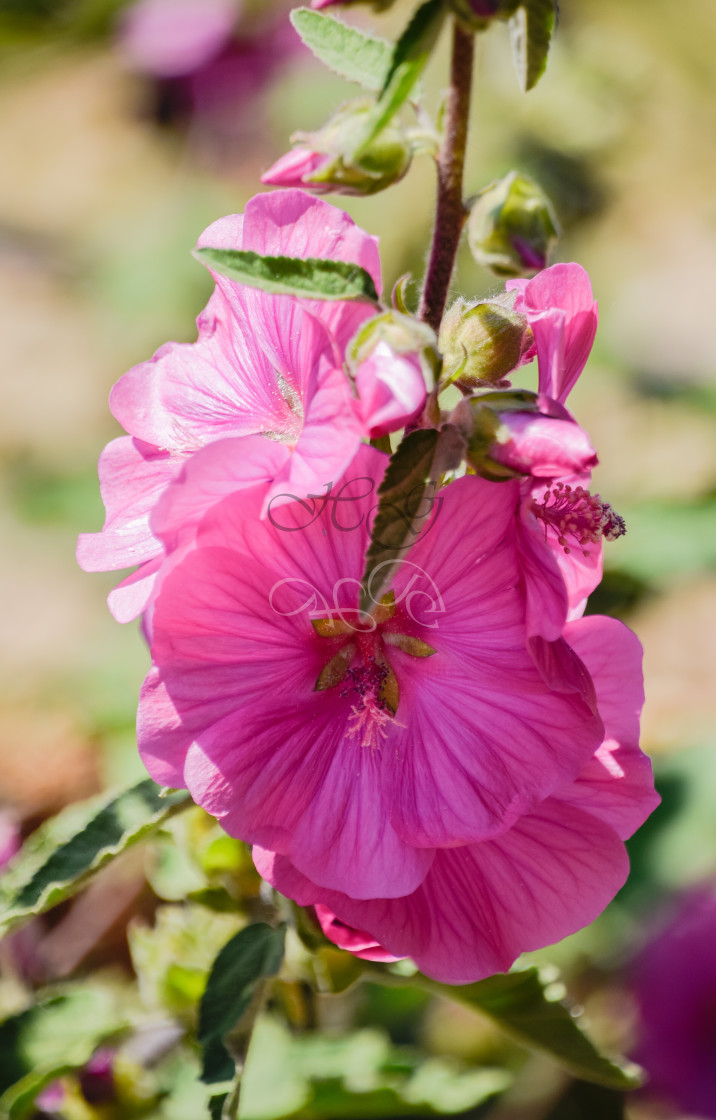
264,100,413,198
467,171,560,277
439,296,529,387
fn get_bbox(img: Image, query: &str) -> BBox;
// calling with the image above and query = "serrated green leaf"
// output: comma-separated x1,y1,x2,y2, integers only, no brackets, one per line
360,426,467,615
422,967,643,1091
351,0,446,160
290,8,392,91
194,248,380,305
360,429,439,614
198,924,286,1088
509,0,557,91
0,780,191,935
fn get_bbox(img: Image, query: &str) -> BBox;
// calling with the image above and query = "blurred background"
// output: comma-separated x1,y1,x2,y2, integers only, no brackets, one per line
1,1,715,1117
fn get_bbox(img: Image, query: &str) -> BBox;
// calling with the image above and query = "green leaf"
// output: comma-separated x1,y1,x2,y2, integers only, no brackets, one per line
509,0,557,91
193,249,379,305
198,923,286,1088
360,426,466,615
351,0,446,160
423,967,643,1091
290,8,392,91
0,780,191,935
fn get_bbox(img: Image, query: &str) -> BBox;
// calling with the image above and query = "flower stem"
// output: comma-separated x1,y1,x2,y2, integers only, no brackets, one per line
418,18,475,334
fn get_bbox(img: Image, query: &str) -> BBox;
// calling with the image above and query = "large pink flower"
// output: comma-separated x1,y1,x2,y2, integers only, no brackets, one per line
139,444,614,911
78,190,424,622
255,614,657,983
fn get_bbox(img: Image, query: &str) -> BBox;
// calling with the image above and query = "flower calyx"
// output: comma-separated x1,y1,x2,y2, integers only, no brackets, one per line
439,294,530,389
263,99,413,197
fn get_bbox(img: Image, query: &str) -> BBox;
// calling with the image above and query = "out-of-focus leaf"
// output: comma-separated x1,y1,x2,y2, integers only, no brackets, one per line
509,0,557,91
198,924,286,1088
0,988,123,1116
421,967,642,1090
193,249,379,304
0,781,191,935
351,0,446,160
290,8,392,91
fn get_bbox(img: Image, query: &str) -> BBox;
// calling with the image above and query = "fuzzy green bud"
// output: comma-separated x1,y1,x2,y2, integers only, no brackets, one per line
467,171,560,277
439,296,529,387
300,100,413,197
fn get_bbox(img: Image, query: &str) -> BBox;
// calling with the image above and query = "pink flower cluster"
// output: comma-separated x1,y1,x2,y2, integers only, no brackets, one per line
80,189,657,982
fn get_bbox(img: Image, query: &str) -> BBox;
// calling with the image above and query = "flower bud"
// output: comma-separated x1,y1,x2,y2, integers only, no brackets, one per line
467,171,560,277
457,391,597,482
349,311,434,437
439,296,530,387
262,100,412,197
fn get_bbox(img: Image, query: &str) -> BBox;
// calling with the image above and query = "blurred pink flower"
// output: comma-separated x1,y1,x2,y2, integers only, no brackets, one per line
120,0,241,79
632,889,716,1118
136,444,644,943
256,613,657,982
80,191,426,622
118,0,298,142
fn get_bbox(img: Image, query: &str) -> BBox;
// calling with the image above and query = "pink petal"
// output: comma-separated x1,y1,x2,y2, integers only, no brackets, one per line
557,615,658,838
107,555,163,623
507,263,597,405
261,148,328,189
314,905,401,963
199,190,382,351
354,342,426,438
76,437,180,572
256,796,628,983
491,412,597,479
152,435,290,550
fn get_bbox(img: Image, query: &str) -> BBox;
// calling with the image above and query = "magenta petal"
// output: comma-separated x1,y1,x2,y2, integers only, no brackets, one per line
516,512,569,641
257,797,628,983
314,905,402,963
557,615,658,838
491,412,598,479
508,264,598,404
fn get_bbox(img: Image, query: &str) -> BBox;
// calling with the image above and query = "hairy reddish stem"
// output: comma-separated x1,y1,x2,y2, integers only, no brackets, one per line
418,19,475,334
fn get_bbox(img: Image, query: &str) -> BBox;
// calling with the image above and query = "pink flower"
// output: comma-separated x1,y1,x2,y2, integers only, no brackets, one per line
120,0,240,79
79,191,424,622
135,443,654,971
507,263,598,405
631,889,716,1118
354,342,426,438
255,613,657,982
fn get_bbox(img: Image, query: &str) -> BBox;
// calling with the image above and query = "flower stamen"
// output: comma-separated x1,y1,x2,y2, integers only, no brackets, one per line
530,482,626,556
